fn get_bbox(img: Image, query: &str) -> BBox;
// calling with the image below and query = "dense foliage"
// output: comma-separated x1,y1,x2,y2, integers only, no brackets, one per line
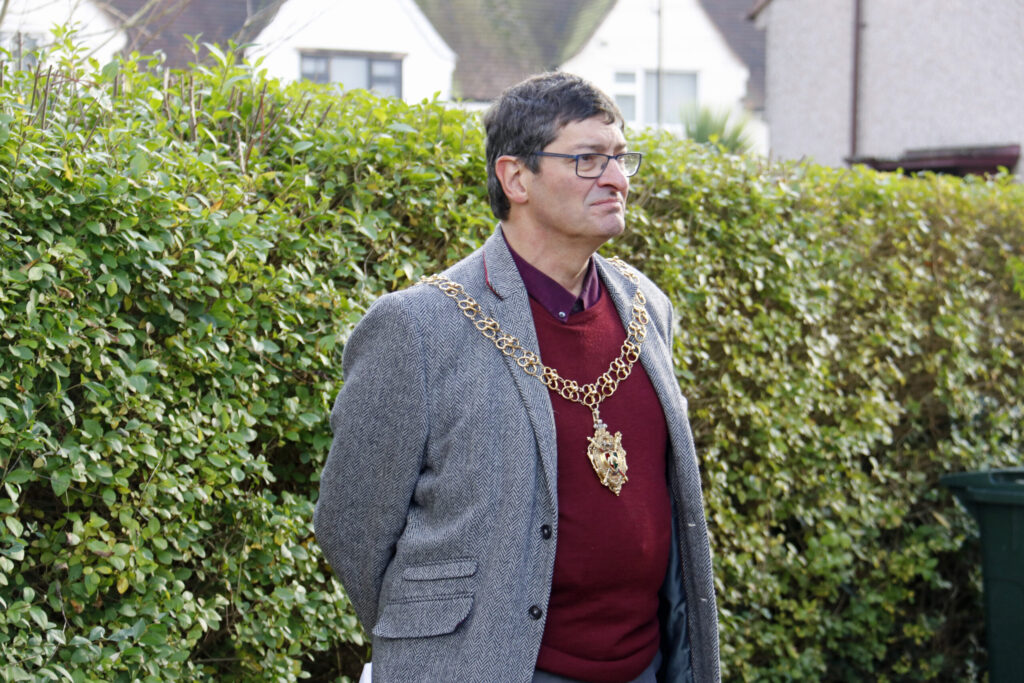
1,42,1022,681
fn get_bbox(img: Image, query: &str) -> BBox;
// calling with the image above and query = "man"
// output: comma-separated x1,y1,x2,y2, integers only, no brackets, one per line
314,72,719,682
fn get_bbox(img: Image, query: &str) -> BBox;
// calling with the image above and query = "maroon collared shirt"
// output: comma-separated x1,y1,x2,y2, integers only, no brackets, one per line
504,236,602,322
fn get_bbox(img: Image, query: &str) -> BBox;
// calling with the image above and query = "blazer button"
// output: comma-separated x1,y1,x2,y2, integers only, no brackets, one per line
529,605,543,620
540,525,552,539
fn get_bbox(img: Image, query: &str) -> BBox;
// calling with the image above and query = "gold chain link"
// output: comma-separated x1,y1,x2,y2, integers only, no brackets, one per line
421,258,649,411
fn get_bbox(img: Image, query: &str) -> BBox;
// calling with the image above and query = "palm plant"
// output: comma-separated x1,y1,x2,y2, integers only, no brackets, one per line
681,104,753,154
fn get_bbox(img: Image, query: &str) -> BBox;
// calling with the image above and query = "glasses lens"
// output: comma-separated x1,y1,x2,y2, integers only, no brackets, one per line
619,153,641,176
575,154,604,177
570,153,642,178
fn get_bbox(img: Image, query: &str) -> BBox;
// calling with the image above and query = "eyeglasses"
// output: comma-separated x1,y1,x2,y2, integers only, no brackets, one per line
532,151,643,179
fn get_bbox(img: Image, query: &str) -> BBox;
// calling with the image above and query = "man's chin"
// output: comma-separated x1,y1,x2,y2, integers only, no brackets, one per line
602,217,627,236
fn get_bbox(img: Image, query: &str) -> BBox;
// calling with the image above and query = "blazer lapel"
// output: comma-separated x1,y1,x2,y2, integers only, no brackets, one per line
476,229,559,507
596,256,689,446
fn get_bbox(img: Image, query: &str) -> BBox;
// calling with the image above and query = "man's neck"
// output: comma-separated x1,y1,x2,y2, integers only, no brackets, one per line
501,223,599,297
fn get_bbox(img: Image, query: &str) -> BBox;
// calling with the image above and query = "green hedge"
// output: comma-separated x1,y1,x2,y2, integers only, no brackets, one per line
1,42,1022,681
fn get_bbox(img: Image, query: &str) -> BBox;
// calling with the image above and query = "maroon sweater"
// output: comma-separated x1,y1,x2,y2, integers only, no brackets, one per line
531,291,672,683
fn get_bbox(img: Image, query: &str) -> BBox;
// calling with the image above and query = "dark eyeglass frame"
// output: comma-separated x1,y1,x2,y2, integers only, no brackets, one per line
532,151,643,178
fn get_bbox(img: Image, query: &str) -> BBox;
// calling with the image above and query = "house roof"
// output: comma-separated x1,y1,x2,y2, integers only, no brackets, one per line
96,0,284,67
747,0,773,20
698,0,767,110
412,0,616,101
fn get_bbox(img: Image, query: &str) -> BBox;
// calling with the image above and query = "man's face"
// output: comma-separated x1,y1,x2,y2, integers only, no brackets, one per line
521,115,630,249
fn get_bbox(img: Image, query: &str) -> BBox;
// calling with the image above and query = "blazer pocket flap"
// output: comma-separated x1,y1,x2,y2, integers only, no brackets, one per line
401,559,477,581
372,595,473,639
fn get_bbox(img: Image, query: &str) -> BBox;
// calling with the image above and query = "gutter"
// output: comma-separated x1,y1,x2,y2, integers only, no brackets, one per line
850,0,864,162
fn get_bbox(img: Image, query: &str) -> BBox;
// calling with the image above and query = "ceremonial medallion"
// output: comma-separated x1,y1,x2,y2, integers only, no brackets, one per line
587,414,628,496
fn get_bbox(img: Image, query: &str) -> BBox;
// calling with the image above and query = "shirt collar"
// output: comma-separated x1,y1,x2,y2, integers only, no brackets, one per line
503,233,602,323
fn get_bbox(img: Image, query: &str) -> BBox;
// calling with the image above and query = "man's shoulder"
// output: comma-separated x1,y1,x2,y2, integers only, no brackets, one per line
597,254,670,307
368,247,487,317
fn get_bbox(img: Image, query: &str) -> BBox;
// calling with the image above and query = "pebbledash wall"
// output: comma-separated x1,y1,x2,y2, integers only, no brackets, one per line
247,0,455,104
755,0,1024,176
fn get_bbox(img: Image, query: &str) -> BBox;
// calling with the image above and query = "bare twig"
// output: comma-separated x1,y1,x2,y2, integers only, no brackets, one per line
243,82,267,169
162,67,173,125
37,66,53,129
188,73,196,140
28,61,41,111
315,102,333,132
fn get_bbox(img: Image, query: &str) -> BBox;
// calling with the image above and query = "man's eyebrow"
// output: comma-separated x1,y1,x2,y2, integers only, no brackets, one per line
571,142,629,153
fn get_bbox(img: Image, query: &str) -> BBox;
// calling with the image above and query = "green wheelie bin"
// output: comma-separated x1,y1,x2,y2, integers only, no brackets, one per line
940,468,1024,683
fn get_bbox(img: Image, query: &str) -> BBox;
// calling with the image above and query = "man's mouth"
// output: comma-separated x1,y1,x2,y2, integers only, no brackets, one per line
591,196,623,208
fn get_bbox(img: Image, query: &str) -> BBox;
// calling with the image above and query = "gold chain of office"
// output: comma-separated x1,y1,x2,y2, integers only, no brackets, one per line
420,257,649,495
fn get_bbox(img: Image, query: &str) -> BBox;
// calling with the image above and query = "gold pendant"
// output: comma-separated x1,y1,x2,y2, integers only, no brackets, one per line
586,410,628,495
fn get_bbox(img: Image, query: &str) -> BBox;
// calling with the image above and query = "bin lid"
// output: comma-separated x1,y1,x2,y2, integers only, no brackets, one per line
940,468,1024,507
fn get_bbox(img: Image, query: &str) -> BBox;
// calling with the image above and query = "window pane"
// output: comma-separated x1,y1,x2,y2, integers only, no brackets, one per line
614,71,636,84
300,55,329,84
615,94,636,122
368,59,401,97
644,71,696,125
372,80,401,98
331,56,369,89
371,59,400,78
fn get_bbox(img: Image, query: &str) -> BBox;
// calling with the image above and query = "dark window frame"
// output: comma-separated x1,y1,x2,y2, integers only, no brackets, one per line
299,49,405,98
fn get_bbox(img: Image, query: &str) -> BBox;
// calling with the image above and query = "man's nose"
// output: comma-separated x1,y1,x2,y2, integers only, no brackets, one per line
598,158,629,191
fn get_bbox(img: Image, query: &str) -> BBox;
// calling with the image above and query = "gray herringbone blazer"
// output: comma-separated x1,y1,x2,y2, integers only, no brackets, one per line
314,227,720,682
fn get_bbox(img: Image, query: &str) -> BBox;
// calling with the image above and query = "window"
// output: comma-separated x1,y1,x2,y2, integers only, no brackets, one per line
299,51,403,98
643,71,697,126
613,71,638,123
0,31,44,68
615,95,636,122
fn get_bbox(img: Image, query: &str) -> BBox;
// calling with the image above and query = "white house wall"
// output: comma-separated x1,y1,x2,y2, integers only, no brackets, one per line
562,0,765,152
0,0,125,64
760,0,1024,172
248,0,455,103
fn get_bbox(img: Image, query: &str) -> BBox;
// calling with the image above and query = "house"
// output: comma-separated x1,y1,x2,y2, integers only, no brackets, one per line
698,0,766,115
248,0,455,103
245,0,767,142
5,0,767,147
751,0,1023,176
0,0,125,65
561,0,767,151
97,0,283,68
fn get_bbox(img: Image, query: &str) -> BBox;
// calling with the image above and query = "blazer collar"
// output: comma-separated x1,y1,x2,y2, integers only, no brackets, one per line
478,226,560,507
593,254,639,326
481,224,522,302
480,224,643,342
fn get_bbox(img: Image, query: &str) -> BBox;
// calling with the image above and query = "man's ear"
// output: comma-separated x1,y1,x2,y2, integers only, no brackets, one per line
495,155,529,207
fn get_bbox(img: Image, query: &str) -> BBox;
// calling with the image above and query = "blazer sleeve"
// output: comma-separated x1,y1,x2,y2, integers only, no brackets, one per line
313,292,429,631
